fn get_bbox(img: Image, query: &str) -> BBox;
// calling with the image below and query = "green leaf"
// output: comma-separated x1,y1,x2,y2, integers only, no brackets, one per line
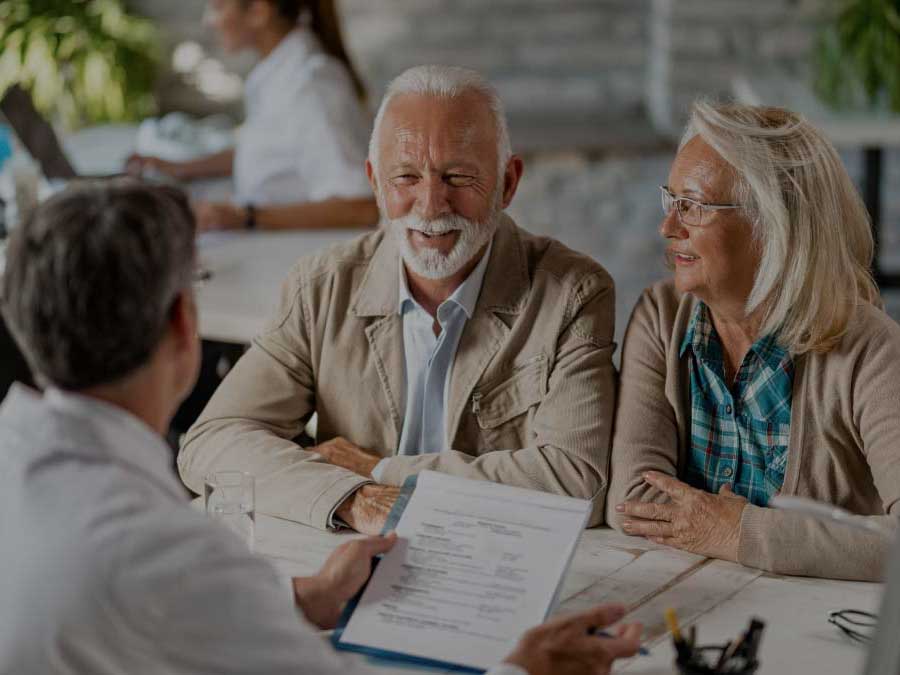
812,0,900,112
0,0,159,127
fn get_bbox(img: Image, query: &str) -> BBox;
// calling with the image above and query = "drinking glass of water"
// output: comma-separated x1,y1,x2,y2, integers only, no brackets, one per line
204,471,255,551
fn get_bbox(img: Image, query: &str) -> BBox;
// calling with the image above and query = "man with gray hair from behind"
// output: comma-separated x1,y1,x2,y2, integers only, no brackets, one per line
179,64,619,535
0,181,640,674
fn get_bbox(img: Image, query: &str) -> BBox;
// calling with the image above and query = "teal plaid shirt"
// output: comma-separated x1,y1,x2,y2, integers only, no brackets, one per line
680,303,794,507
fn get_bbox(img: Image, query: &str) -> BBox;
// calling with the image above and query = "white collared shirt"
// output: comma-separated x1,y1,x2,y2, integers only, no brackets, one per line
0,385,361,674
0,385,524,675
371,243,493,481
233,29,372,206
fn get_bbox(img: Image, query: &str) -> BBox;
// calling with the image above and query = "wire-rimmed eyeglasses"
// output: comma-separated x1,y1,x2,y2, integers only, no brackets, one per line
828,609,877,644
660,185,742,227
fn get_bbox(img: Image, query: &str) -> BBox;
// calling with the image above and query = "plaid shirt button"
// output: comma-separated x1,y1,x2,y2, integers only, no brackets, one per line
680,303,794,507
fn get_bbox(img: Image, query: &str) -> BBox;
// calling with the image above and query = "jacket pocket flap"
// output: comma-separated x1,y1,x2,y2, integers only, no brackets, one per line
474,355,546,429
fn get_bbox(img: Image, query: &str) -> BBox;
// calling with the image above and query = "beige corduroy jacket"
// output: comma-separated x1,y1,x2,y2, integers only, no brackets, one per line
179,215,617,529
606,280,900,581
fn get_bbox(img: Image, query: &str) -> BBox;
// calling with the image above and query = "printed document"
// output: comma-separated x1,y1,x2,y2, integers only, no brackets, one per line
336,470,592,671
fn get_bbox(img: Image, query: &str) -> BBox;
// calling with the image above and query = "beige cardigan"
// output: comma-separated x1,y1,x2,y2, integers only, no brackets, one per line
606,280,900,581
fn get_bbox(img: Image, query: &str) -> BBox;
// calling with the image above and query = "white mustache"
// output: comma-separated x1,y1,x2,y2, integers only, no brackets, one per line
411,227,458,235
395,214,471,237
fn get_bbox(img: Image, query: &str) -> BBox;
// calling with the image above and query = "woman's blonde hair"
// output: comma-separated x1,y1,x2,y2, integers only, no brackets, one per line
682,100,880,354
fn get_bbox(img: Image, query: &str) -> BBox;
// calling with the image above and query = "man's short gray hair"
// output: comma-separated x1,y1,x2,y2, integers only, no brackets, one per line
368,65,513,174
1,181,196,390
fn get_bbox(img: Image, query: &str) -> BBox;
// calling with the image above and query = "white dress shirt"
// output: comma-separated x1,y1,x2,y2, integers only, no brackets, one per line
371,243,492,482
232,28,372,206
0,384,523,675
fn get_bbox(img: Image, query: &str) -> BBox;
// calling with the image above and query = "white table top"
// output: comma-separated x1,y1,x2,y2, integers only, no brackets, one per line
251,511,881,675
57,123,371,345
732,73,900,148
0,123,368,347
193,229,367,344
0,227,364,345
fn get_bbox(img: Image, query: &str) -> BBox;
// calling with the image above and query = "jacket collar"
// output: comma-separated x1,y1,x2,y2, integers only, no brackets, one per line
352,213,530,319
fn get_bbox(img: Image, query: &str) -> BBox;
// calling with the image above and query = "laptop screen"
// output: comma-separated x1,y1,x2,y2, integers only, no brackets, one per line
0,85,77,180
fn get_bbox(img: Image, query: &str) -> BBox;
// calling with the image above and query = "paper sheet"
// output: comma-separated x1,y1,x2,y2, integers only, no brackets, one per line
337,471,592,671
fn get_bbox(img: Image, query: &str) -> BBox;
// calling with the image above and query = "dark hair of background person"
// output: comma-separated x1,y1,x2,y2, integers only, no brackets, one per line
255,0,366,100
1,181,196,391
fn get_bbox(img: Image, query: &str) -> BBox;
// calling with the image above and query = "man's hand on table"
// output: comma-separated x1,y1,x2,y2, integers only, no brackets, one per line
292,532,398,630
616,471,747,562
335,484,400,535
314,436,382,477
504,604,642,675
316,437,398,534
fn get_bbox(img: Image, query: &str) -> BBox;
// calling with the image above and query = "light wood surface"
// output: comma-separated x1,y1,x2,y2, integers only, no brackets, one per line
251,510,880,675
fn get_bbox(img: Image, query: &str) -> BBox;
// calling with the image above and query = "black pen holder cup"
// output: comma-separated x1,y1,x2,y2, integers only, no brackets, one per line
675,645,759,675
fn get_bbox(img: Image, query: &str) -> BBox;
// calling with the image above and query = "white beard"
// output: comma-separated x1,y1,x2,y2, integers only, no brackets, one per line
386,207,500,280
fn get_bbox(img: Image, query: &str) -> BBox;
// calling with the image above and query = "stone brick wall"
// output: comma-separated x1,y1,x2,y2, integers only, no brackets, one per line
341,0,650,124
648,0,827,134
128,0,658,150
123,0,900,339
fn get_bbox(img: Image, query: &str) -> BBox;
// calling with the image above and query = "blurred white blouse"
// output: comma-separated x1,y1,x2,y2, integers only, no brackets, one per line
233,28,372,205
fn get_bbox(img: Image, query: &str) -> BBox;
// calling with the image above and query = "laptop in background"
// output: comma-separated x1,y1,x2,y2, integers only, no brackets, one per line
0,85,78,180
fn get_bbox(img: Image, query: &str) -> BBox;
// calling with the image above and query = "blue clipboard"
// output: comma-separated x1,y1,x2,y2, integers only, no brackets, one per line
331,475,487,673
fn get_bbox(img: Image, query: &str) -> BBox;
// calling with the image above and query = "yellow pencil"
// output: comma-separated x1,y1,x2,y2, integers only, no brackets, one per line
665,608,683,642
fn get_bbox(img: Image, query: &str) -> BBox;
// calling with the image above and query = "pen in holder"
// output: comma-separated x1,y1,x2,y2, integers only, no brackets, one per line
675,645,758,675
668,612,765,675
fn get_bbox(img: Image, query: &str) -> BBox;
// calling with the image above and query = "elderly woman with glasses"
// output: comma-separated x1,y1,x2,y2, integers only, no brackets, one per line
606,101,900,582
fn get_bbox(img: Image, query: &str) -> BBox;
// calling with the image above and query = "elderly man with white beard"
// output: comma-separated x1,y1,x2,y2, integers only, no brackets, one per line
178,65,618,534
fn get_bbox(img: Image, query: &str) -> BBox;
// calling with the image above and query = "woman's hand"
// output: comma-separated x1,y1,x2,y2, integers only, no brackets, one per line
616,471,748,562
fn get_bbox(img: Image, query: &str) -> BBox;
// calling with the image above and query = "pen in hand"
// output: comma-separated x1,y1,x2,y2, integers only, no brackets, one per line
588,626,650,656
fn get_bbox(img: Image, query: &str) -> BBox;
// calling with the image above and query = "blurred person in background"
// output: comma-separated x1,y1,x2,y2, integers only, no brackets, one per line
128,0,377,232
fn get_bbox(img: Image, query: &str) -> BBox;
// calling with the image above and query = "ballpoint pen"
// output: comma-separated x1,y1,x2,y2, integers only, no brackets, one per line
665,608,683,642
588,627,649,656
665,608,692,662
715,632,745,670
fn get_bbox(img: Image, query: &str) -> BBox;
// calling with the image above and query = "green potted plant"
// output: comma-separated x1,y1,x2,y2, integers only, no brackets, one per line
0,0,160,129
813,0,900,112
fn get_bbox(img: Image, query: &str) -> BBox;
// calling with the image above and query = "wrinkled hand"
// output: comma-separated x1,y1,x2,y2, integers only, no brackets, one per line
315,436,381,477
335,484,400,535
124,153,183,179
292,533,397,629
192,201,247,232
504,604,642,675
617,471,747,562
